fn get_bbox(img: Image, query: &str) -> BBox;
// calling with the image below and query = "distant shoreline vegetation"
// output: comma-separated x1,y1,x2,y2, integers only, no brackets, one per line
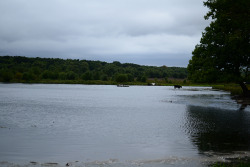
0,56,188,85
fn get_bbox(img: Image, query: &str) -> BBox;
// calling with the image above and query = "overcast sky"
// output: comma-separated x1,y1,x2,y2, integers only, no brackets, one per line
0,0,209,67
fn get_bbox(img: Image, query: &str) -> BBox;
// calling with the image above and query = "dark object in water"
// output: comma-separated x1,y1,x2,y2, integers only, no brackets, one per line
174,85,182,89
117,84,129,87
43,162,58,165
233,96,250,111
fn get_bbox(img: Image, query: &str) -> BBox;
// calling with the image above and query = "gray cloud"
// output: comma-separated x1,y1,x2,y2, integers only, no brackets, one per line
0,0,209,66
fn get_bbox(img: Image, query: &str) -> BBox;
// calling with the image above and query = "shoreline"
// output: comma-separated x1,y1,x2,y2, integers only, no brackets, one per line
0,81,214,87
1,152,250,167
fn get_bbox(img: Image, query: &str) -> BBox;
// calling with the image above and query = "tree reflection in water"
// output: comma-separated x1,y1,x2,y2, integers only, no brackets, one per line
184,105,250,153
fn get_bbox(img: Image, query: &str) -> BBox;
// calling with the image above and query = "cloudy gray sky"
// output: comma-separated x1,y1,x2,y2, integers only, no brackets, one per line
0,0,209,67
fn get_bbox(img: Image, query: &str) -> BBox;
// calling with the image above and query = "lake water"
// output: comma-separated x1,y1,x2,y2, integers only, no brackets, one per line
0,84,250,167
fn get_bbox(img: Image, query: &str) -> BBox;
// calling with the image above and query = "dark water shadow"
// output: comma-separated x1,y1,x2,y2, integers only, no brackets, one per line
231,96,250,111
184,105,250,153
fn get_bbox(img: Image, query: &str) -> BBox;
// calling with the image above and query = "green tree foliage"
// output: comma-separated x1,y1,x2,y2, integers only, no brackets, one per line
15,72,23,81
66,71,77,80
101,74,109,81
81,71,93,80
115,74,128,83
137,75,147,82
93,71,101,80
2,71,13,82
59,72,67,80
188,0,250,83
0,56,187,83
127,74,134,82
22,72,35,81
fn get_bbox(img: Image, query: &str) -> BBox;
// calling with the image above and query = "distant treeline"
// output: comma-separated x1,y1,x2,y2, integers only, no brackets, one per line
0,56,187,84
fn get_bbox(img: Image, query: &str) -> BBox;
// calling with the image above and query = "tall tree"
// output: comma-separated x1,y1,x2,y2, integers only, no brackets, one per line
188,0,250,83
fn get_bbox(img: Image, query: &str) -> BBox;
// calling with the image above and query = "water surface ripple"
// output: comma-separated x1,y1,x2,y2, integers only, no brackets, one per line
0,84,249,166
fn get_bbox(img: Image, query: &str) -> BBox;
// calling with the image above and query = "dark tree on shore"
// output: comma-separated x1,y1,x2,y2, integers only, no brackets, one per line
188,0,250,83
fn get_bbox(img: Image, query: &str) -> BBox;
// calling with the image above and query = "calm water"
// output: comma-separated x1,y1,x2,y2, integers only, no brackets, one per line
0,84,250,167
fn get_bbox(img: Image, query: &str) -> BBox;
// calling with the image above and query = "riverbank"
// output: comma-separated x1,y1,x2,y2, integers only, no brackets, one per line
1,154,250,167
2,80,249,94
212,84,244,95
0,78,213,86
211,157,250,167
1,80,248,91
0,79,187,87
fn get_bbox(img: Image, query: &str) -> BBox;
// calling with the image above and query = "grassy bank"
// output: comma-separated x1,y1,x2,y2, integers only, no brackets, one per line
212,162,250,167
211,156,250,167
212,84,250,96
212,84,243,95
